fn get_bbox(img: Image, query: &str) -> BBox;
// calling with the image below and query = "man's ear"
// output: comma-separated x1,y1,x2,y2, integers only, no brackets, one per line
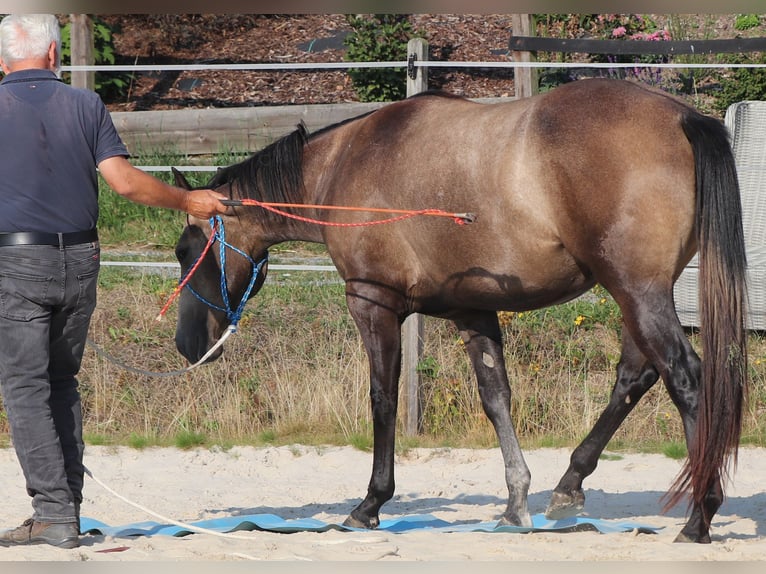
172,167,192,190
48,41,59,72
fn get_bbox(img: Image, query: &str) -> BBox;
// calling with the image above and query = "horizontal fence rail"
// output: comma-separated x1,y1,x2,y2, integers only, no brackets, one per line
62,61,411,72
508,35,766,55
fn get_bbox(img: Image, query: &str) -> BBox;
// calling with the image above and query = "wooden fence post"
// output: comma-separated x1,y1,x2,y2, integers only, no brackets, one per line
69,14,94,91
401,37,428,436
510,14,538,99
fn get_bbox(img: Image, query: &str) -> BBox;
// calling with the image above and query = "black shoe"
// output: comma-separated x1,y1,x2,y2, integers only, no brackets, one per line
0,518,79,549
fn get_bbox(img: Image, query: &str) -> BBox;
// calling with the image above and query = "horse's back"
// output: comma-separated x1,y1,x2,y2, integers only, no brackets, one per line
317,80,701,312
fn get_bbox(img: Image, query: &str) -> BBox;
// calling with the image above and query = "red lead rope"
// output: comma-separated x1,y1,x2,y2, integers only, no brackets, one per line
157,200,475,320
156,218,219,321
220,199,476,226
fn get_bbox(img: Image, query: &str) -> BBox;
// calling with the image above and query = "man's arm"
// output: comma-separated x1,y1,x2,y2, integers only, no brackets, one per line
98,155,228,219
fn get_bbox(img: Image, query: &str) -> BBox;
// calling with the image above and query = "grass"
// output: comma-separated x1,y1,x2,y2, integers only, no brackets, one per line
63,262,766,457
2,148,766,460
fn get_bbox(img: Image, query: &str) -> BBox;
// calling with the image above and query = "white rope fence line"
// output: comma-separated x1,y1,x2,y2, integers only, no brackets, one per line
135,166,221,172
101,261,336,272
64,61,412,72
63,60,766,73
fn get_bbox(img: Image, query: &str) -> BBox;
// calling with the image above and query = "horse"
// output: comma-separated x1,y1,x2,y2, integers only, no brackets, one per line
172,78,748,544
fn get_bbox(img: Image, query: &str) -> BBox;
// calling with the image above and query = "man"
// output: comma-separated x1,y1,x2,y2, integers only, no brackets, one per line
0,14,228,549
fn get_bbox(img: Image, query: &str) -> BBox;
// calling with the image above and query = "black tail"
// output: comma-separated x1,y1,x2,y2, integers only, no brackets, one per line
666,111,748,519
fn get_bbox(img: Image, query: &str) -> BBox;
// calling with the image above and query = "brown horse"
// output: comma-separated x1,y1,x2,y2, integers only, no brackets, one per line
172,79,748,543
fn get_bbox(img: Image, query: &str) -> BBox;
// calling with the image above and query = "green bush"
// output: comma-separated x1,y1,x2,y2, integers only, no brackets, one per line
735,14,761,30
713,53,766,113
343,14,419,102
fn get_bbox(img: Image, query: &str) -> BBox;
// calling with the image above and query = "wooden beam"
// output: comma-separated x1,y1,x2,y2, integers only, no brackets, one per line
401,37,429,437
510,15,537,99
509,35,766,55
406,37,429,96
110,98,508,157
69,14,94,91
110,102,388,155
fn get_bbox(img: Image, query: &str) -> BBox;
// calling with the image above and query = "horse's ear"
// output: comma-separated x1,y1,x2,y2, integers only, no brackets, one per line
172,167,192,190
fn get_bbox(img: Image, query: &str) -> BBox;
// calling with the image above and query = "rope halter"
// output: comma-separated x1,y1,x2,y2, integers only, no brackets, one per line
183,215,268,330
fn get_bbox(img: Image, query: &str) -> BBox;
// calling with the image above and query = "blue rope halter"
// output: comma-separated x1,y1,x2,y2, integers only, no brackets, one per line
184,215,268,330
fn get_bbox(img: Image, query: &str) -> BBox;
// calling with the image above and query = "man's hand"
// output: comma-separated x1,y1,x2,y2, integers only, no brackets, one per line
182,189,230,219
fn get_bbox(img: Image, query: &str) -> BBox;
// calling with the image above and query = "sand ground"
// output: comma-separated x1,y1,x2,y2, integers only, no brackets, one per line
0,444,765,563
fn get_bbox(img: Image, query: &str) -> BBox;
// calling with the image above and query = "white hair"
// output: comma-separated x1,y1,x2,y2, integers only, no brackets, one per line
0,14,61,71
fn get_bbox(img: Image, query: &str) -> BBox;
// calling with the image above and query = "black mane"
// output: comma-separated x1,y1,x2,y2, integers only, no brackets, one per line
208,122,310,208
208,107,386,210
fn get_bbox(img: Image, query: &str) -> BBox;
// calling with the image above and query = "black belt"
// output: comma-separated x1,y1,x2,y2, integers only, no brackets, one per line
0,229,98,247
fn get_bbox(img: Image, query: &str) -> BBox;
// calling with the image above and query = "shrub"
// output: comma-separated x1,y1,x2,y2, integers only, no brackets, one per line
533,14,671,91
735,14,761,31
713,53,766,113
343,14,420,102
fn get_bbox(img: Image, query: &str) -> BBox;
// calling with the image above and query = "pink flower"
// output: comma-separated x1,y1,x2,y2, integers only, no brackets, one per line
612,26,627,38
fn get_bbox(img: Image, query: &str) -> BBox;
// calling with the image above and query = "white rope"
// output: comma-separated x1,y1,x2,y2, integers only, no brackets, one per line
499,61,766,69
83,464,255,540
100,260,336,272
187,323,236,366
61,60,766,73
86,324,236,378
63,61,410,72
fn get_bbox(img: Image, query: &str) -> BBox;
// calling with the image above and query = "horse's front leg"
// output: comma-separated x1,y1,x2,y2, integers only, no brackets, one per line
342,290,403,529
453,311,532,527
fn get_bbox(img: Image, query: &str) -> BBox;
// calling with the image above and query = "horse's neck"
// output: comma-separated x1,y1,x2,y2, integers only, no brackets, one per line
257,209,325,245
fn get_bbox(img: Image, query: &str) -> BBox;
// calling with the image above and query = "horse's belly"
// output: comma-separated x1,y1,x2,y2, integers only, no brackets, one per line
418,262,594,313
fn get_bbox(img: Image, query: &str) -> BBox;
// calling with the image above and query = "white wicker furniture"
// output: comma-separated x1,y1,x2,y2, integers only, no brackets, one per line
674,101,766,330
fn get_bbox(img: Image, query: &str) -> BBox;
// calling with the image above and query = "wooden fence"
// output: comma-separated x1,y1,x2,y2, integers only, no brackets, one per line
111,103,388,156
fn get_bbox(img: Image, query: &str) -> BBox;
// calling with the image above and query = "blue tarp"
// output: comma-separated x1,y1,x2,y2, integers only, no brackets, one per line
80,512,660,538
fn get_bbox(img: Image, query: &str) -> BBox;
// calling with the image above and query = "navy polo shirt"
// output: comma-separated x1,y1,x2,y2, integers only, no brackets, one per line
0,69,129,233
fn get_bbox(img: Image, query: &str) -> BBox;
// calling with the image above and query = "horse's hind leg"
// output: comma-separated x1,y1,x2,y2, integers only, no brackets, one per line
546,325,660,518
550,293,717,542
453,310,532,527
618,298,720,543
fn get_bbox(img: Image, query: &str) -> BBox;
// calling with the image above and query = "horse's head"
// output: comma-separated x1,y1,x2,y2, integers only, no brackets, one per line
172,168,269,364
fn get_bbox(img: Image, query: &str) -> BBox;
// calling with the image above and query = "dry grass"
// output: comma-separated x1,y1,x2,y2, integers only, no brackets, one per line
1,258,765,452
4,265,763,455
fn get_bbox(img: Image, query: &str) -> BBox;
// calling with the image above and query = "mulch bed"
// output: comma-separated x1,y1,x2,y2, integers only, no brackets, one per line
100,14,518,111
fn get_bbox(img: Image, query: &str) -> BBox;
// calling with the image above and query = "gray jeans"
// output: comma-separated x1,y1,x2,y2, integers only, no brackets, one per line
0,241,99,523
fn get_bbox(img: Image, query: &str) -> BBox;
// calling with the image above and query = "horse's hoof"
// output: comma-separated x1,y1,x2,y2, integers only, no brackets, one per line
497,512,533,528
342,514,380,529
545,489,585,520
673,531,711,544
